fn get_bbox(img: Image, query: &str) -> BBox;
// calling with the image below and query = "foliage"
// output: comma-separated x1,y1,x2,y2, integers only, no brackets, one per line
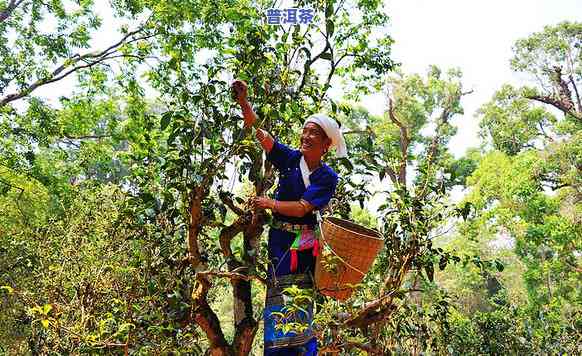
1,2,580,354
444,303,580,355
1,184,203,354
461,20,582,355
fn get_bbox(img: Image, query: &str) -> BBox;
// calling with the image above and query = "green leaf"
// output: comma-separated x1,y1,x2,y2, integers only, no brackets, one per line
439,257,448,271
339,157,353,170
325,3,334,18
330,100,338,114
161,112,172,131
424,263,434,282
0,286,13,294
168,128,180,145
326,20,335,36
321,52,333,61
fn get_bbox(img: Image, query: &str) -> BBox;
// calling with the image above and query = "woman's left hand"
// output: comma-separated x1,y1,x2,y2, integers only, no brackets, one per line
253,196,274,211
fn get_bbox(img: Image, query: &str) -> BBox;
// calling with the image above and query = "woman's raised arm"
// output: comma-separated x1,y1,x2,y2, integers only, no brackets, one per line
232,80,274,152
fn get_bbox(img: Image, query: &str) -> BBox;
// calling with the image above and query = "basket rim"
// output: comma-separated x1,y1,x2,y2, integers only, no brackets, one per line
324,216,383,241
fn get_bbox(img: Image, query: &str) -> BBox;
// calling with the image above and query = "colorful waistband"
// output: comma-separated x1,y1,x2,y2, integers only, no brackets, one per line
271,220,315,232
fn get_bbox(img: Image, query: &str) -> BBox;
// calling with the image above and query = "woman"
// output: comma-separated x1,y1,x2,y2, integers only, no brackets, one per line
232,80,346,355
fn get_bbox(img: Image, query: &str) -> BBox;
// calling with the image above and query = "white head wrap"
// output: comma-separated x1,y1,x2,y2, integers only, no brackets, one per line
303,113,348,158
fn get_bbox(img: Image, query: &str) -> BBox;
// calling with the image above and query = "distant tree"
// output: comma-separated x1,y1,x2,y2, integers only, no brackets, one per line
511,21,581,121
468,22,581,342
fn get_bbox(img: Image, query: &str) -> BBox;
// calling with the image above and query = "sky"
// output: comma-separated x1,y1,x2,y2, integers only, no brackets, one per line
372,0,582,158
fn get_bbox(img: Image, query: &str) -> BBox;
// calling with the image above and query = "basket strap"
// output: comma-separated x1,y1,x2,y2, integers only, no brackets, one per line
316,211,367,277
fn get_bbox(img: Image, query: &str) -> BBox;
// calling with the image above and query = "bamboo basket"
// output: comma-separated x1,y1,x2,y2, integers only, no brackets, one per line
315,217,383,301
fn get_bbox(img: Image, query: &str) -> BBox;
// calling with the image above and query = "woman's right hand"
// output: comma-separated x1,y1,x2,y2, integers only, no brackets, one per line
232,80,248,105
253,196,275,211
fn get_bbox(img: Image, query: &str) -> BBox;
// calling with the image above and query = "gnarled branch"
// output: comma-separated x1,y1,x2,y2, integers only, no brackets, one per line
0,0,25,24
525,93,581,120
219,192,245,216
233,316,258,356
0,27,156,108
191,275,232,355
526,67,581,120
570,74,581,113
218,218,246,258
187,185,209,268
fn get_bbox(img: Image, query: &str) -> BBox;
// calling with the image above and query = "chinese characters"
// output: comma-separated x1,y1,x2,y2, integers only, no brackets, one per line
265,8,314,25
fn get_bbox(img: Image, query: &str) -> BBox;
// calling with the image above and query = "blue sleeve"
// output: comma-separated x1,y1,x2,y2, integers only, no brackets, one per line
302,168,338,210
266,140,299,171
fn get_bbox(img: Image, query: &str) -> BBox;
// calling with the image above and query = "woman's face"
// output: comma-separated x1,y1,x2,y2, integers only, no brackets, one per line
300,122,331,159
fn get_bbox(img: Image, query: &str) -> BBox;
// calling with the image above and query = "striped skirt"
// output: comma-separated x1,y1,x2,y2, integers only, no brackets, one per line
263,273,317,355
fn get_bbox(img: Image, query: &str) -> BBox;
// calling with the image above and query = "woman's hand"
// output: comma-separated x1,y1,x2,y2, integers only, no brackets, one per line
232,79,256,128
256,128,274,150
253,196,275,211
232,80,248,105
253,197,314,217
